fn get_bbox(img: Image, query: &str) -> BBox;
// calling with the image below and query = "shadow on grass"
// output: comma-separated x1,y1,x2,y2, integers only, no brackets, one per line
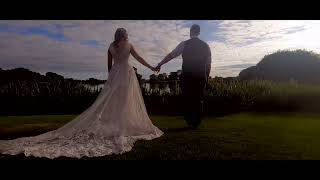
0,129,53,140
163,126,194,133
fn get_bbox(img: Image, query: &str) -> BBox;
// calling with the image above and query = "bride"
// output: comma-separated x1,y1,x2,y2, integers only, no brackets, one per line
0,28,163,159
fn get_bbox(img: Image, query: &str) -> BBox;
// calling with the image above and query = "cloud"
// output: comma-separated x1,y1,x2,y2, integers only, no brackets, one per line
208,20,320,77
214,20,308,45
2,20,320,79
219,63,257,69
0,31,107,79
0,20,190,79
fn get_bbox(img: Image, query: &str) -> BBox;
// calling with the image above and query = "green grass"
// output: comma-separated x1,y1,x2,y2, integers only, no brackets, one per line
1,113,320,160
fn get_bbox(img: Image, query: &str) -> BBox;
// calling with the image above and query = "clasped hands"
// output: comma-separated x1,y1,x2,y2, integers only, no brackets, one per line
150,63,162,73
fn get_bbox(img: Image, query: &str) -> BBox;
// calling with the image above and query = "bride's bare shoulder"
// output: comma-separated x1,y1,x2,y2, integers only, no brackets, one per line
128,42,134,50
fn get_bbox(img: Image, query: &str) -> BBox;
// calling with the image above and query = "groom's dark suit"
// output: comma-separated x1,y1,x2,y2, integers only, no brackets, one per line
170,36,211,128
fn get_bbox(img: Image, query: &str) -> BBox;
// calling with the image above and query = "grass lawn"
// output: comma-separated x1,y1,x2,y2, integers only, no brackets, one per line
1,112,320,160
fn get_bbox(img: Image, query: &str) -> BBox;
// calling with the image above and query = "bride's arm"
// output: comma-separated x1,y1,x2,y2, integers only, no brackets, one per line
108,49,113,73
130,44,155,70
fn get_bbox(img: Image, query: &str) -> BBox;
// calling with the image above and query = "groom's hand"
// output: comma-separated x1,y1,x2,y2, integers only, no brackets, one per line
155,64,161,72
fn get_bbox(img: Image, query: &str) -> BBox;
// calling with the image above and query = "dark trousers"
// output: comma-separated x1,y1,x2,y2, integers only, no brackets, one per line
180,75,206,128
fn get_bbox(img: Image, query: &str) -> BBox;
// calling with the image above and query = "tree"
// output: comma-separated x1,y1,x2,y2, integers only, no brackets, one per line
86,78,104,86
169,72,178,81
46,72,64,81
177,70,182,79
149,74,158,81
158,73,168,81
239,49,320,84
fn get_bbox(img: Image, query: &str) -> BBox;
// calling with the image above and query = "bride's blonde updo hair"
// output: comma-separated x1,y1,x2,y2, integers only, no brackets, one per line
113,28,128,48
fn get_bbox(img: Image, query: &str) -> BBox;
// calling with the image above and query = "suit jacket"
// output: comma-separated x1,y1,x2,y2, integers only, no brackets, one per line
170,37,211,81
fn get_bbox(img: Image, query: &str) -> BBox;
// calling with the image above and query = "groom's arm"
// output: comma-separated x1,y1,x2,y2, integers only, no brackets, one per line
206,44,212,79
157,42,185,67
108,50,113,73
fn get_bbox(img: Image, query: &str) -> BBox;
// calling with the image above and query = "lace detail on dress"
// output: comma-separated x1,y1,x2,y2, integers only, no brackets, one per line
0,128,163,159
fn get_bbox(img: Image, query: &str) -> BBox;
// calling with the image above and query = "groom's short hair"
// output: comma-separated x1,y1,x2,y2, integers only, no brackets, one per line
190,24,200,36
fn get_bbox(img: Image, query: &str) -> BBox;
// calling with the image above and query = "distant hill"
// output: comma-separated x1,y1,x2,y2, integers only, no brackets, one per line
239,49,320,84
0,68,106,85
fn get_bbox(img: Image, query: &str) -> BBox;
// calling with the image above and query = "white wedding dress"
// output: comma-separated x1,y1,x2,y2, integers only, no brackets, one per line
0,42,163,159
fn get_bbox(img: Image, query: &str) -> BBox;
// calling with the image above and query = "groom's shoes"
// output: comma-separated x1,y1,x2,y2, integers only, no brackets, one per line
184,101,204,129
184,113,202,129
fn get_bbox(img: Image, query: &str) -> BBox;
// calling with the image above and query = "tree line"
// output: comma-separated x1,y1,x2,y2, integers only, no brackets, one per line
1,49,320,116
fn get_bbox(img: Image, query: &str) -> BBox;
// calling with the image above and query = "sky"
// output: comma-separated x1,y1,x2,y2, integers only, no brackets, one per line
1,20,320,80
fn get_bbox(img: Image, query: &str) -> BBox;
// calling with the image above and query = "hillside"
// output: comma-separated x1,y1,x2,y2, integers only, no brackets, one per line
239,50,320,84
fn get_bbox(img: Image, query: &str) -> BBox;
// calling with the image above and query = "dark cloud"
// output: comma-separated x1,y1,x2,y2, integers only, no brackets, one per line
219,63,256,69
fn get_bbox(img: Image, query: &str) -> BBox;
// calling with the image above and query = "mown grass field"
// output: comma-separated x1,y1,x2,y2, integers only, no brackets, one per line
1,112,320,160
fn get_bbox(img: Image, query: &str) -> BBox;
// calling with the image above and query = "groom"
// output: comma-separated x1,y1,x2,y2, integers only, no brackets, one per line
156,24,212,129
